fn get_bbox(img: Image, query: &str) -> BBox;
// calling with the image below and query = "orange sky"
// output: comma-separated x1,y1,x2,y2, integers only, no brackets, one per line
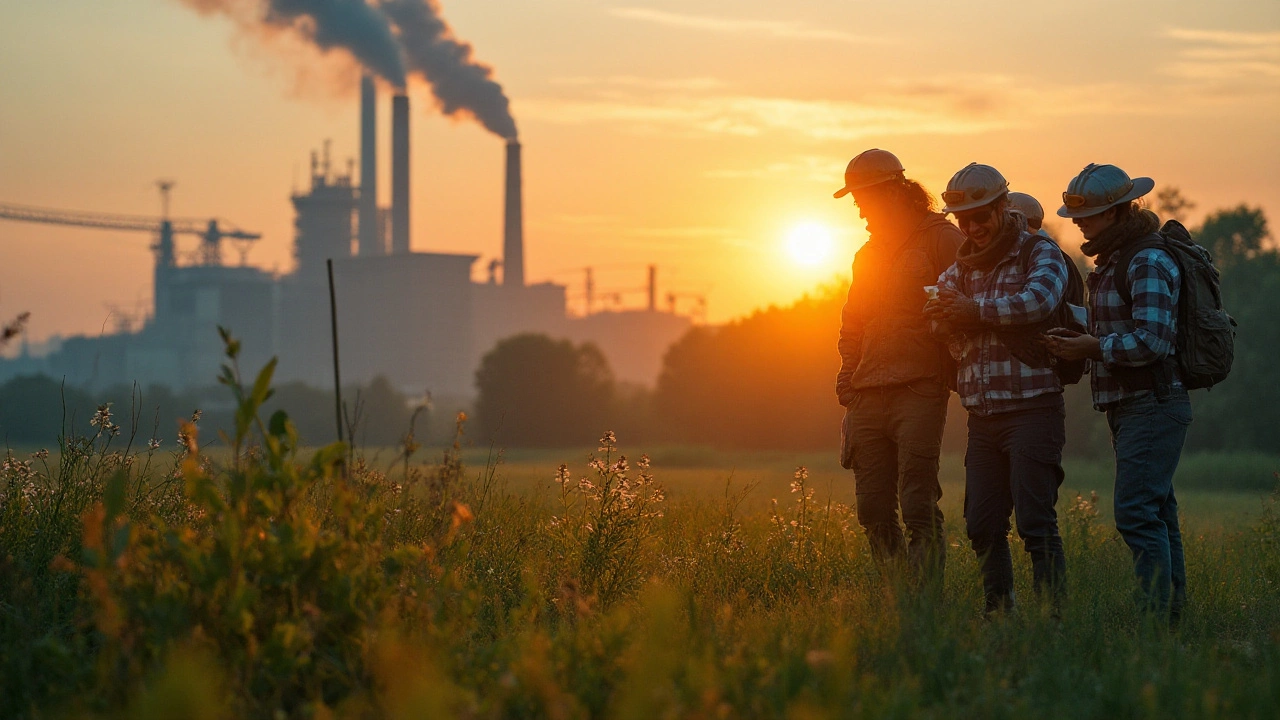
2,0,1278,347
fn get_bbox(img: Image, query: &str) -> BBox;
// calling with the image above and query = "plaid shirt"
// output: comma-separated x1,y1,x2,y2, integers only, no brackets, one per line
936,232,1069,417
1088,247,1181,408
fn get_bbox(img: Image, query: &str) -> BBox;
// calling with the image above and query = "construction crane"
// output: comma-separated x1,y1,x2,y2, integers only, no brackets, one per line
0,184,262,268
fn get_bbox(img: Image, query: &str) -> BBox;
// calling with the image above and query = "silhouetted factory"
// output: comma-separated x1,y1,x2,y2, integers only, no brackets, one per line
0,80,691,398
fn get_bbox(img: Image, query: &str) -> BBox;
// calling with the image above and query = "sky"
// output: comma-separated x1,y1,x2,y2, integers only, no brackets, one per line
2,0,1278,346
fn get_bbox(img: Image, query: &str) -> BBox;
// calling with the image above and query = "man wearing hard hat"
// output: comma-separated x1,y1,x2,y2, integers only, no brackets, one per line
833,149,963,586
925,163,1075,617
1009,192,1049,238
1044,163,1191,626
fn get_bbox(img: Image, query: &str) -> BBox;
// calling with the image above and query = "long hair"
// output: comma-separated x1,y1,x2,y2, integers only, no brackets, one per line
1112,200,1161,238
887,178,938,214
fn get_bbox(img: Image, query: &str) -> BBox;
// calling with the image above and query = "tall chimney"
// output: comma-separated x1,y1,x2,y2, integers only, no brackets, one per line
647,265,656,311
503,140,525,286
391,94,411,254
358,75,380,256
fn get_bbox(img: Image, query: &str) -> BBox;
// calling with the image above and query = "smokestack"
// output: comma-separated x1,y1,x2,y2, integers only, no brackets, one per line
503,140,524,286
648,265,656,311
391,93,411,254
358,75,380,256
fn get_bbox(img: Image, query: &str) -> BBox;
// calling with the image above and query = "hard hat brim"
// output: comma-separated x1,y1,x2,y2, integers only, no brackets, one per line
832,174,898,199
1056,177,1155,218
941,191,1007,215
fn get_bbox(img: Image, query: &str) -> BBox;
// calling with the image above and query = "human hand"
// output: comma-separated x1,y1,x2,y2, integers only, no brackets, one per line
938,289,981,327
1043,330,1102,361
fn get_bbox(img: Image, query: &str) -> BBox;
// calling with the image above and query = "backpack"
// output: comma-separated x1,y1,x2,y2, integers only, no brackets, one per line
995,235,1088,384
1112,219,1236,390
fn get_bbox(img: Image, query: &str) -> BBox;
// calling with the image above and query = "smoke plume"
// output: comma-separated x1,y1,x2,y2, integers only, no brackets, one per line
179,0,518,139
180,0,407,88
380,0,518,140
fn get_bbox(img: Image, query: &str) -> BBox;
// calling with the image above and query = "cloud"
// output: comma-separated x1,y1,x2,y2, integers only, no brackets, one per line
1163,27,1280,84
521,73,1142,142
550,75,728,91
610,7,878,44
521,94,1005,141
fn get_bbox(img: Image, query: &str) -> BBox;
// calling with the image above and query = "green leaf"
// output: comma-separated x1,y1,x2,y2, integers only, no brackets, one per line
268,410,290,438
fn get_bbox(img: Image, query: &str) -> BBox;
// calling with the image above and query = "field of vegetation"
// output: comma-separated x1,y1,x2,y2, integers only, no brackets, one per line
2,340,1278,720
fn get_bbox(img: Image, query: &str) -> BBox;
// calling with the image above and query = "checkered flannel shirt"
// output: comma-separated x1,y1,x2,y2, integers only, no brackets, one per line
1088,247,1181,409
936,232,1069,417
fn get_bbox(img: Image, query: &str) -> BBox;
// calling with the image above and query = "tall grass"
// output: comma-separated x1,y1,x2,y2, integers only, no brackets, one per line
1,333,1277,718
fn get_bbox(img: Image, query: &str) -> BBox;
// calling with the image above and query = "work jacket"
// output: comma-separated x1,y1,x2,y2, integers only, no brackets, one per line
837,212,963,403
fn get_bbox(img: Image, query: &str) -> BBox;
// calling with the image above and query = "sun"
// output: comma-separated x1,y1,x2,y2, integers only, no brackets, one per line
786,222,835,267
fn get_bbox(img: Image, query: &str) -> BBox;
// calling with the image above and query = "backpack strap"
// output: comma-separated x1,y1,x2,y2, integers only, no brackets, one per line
1112,234,1165,306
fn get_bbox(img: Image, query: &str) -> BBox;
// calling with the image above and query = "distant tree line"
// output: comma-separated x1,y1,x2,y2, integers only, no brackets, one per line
0,374,423,450
472,201,1277,455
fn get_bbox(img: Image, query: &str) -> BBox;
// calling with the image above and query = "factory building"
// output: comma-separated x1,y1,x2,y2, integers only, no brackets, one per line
0,81,692,400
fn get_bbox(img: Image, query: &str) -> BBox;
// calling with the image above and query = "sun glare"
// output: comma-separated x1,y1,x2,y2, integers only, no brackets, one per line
786,222,835,267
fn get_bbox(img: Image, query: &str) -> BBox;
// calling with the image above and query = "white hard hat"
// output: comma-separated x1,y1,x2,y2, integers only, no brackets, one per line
1008,192,1045,225
833,149,906,198
941,163,1009,213
1057,163,1154,218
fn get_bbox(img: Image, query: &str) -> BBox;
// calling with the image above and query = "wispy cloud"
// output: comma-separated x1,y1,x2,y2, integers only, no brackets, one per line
522,73,1141,142
521,94,1005,141
550,75,728,91
611,7,878,44
1163,27,1280,83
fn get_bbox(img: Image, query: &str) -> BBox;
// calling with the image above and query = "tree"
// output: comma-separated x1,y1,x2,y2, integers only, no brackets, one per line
655,289,845,449
1155,186,1196,224
474,334,616,447
1196,205,1270,270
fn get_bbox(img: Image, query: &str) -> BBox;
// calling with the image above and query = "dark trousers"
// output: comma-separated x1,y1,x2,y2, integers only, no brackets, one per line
1106,389,1192,618
842,380,949,583
964,395,1066,611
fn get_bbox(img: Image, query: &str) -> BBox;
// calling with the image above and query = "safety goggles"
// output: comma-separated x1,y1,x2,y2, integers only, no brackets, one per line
1062,192,1088,209
953,207,995,227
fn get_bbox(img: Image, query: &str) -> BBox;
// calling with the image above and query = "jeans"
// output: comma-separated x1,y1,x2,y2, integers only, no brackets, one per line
964,394,1067,612
1106,388,1192,618
842,379,949,584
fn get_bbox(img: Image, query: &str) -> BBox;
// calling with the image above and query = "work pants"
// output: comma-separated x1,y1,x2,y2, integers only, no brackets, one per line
841,379,949,584
1106,388,1192,622
964,394,1066,613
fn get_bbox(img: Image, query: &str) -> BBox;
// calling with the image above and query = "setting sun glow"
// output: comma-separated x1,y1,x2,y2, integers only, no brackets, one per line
786,222,835,267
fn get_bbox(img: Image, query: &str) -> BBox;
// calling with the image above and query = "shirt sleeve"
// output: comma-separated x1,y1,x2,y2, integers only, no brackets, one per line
1099,249,1180,368
930,262,962,338
836,260,866,396
977,238,1068,327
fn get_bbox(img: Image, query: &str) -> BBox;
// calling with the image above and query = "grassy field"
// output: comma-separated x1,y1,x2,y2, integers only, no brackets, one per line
2,373,1278,718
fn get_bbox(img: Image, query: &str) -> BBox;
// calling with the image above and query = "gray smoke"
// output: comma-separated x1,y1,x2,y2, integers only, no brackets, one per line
380,0,518,140
179,0,518,139
180,0,407,87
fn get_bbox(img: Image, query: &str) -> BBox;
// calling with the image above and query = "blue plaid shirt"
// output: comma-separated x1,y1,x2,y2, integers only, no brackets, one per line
1087,248,1181,408
936,232,1069,417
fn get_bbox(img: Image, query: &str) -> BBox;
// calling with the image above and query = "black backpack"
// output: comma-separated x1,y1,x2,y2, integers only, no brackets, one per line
995,235,1088,384
1112,219,1236,390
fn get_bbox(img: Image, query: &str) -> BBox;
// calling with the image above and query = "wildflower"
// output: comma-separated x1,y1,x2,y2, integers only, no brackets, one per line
611,456,629,475
148,438,161,451
598,430,617,451
579,477,595,492
555,464,571,485
588,458,607,473
637,454,651,471
190,409,202,423
456,411,467,423
33,449,49,460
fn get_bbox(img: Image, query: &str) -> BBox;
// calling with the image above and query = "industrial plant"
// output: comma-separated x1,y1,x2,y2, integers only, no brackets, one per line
0,78,693,400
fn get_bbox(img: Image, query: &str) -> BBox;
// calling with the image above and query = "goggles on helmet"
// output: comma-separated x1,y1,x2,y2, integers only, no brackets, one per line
1062,193,1087,209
